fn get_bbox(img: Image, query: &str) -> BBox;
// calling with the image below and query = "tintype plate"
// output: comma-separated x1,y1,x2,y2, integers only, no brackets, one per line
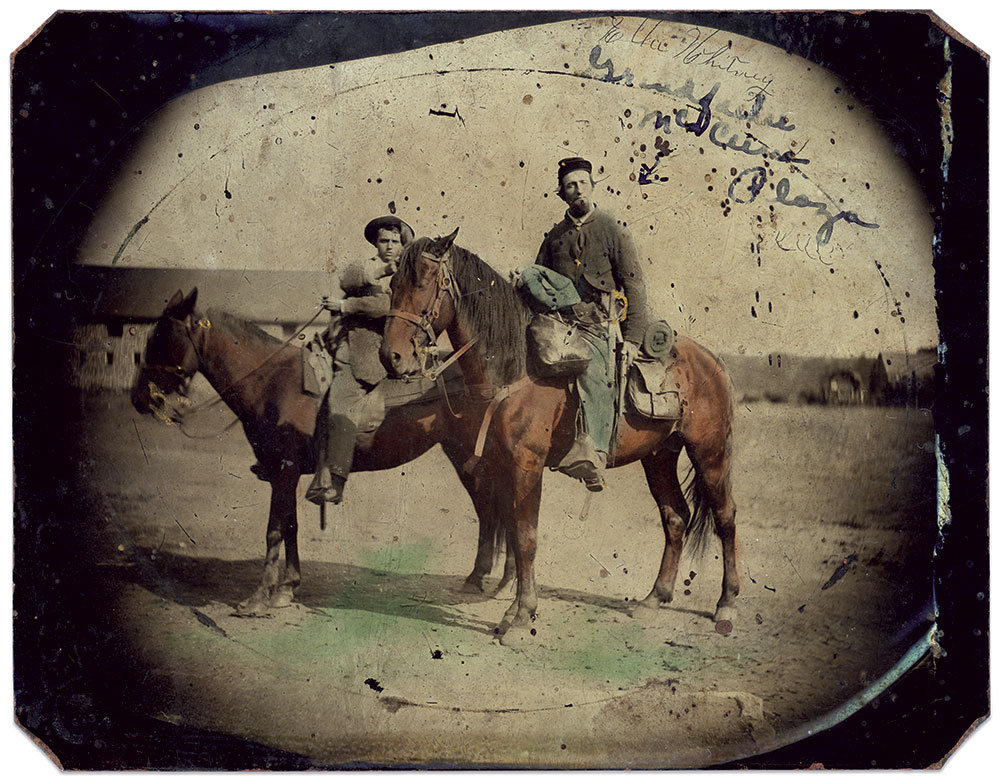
10,10,989,771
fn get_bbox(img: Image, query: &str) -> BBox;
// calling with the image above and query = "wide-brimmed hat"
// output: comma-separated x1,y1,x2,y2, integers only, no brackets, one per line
364,215,414,246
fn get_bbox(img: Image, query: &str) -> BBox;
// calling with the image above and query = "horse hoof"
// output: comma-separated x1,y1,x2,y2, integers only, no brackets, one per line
461,577,486,594
234,600,270,618
233,589,273,617
269,586,295,609
630,600,662,620
714,606,737,634
498,625,536,649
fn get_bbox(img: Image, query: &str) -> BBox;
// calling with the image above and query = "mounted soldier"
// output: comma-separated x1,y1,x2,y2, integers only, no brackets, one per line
305,215,414,504
531,156,649,491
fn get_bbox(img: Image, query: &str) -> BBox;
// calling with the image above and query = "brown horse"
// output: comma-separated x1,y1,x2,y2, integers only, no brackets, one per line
131,288,511,615
381,232,738,640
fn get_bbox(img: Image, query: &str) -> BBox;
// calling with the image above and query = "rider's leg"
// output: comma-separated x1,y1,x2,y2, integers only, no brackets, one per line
557,330,614,490
306,348,363,505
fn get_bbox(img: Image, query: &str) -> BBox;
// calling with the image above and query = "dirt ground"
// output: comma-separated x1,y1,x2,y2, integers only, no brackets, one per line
53,392,937,768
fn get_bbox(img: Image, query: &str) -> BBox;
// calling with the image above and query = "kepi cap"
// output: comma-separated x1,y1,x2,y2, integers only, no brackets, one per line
557,157,593,186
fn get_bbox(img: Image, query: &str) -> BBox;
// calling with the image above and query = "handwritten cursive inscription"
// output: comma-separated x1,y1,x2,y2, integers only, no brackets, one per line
590,20,878,248
631,81,802,168
730,167,879,246
590,45,794,134
599,18,776,99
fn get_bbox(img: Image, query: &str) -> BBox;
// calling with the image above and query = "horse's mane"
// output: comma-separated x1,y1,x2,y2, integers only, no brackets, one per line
398,236,531,386
205,308,285,350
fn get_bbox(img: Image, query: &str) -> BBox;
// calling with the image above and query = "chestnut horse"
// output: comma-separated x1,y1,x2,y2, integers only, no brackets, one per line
131,288,510,615
381,232,738,639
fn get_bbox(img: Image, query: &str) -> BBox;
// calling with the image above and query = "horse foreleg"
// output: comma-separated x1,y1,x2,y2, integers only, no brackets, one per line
464,485,515,598
270,476,301,608
235,475,300,615
235,489,284,616
444,453,500,594
497,465,543,638
635,450,689,612
462,504,500,594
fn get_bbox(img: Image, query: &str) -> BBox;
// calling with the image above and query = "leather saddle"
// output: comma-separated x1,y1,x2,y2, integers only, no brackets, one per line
302,334,466,436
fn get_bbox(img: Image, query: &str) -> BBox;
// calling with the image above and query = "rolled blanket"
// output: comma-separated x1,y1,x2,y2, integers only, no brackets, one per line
517,265,582,311
642,319,675,361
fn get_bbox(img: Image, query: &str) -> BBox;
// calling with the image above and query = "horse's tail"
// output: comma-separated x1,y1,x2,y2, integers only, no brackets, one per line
683,465,718,555
680,338,736,555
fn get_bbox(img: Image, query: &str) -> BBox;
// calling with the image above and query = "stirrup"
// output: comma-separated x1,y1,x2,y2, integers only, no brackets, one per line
305,484,344,505
306,470,345,505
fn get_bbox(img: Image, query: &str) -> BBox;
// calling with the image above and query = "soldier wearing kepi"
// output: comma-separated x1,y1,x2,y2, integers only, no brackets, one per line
534,157,648,490
305,215,414,505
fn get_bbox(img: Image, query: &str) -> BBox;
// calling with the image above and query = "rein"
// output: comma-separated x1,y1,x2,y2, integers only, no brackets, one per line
386,248,480,385
144,308,326,436
388,245,529,464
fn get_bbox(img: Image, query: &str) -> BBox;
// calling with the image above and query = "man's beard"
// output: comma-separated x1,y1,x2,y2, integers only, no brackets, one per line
568,196,591,217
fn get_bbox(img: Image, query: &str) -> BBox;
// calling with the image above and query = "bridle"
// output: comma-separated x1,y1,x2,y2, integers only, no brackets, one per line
139,317,207,426
384,246,528,468
386,249,478,381
140,308,324,434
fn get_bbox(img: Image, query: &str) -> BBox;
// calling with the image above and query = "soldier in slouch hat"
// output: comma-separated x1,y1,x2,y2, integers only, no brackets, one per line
305,215,414,504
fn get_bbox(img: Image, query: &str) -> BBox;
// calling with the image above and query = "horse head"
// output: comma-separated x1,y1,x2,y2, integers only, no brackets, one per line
132,288,202,424
381,228,461,378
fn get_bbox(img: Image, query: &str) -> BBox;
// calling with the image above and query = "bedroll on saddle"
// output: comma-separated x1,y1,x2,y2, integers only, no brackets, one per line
628,320,682,420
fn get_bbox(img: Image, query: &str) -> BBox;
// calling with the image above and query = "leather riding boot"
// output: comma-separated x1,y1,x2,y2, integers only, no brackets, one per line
556,433,607,492
306,414,356,505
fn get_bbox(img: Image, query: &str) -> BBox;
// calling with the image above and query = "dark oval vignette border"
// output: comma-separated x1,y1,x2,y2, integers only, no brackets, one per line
10,9,988,770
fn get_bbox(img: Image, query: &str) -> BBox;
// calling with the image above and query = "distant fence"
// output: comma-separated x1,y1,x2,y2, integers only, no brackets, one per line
724,351,935,408
65,322,326,392
55,267,334,392
56,268,936,404
68,323,154,392
68,325,935,410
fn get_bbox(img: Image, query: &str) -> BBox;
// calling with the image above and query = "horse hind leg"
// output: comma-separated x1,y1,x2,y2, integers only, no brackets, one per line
686,442,739,625
634,449,689,614
441,441,507,596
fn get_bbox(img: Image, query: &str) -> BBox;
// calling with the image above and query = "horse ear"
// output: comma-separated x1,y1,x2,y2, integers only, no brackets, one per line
440,227,459,251
183,288,199,315
166,290,184,312
166,288,198,319
165,290,185,314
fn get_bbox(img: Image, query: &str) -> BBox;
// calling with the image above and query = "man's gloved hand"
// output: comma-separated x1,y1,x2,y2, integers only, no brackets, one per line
621,340,640,365
321,297,359,314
